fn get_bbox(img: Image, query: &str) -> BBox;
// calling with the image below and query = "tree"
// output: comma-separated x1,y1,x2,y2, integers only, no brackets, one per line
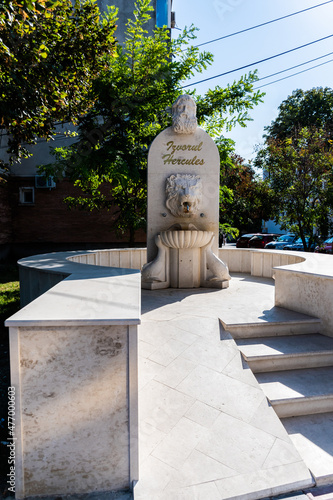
264,87,333,141
255,127,333,250
0,0,117,169
218,137,275,237
43,0,265,245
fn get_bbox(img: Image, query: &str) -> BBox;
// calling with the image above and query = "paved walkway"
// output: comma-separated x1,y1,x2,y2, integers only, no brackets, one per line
134,274,315,500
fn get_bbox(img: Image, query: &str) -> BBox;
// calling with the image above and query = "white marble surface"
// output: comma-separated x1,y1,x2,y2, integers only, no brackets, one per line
257,367,333,400
275,266,333,337
283,413,333,486
135,275,314,500
237,335,333,358
146,126,220,262
6,263,141,326
236,334,333,372
11,325,131,497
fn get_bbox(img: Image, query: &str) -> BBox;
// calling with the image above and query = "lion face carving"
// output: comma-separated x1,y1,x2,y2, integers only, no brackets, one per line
166,174,203,218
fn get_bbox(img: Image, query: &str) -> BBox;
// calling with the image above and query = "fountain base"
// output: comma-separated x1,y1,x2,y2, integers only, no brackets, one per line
142,230,230,290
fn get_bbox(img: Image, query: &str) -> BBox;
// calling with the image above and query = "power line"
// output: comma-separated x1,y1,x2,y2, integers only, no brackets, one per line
193,0,333,49
254,58,333,89
256,50,333,83
181,33,333,88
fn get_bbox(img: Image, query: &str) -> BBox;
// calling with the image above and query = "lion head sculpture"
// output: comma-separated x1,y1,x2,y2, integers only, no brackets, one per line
165,174,203,218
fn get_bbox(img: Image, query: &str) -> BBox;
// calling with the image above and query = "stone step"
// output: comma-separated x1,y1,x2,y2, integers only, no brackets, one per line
283,413,333,487
221,310,321,339
236,334,333,373
256,367,333,418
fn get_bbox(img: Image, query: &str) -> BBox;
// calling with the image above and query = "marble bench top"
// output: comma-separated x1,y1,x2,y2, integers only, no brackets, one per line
5,251,141,327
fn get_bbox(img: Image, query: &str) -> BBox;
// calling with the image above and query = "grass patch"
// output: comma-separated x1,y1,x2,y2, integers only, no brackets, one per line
0,282,20,319
0,264,20,319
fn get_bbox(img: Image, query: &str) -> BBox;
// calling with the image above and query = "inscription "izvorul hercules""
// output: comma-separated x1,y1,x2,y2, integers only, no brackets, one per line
162,140,205,166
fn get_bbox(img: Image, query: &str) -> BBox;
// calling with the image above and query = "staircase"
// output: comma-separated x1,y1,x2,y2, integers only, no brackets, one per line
228,315,333,487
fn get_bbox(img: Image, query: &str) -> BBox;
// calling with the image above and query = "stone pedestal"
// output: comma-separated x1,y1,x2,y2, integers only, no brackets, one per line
142,230,230,289
9,323,138,498
170,247,201,288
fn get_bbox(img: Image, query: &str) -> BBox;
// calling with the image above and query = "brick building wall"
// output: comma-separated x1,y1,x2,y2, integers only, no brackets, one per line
7,177,146,258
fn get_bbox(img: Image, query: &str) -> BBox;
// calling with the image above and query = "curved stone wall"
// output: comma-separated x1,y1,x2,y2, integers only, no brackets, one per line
14,246,333,336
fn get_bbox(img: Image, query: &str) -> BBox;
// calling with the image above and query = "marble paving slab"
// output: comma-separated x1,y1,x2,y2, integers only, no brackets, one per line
134,275,314,500
283,413,333,486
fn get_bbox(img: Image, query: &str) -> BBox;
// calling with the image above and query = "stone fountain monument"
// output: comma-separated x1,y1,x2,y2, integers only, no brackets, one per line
142,94,230,289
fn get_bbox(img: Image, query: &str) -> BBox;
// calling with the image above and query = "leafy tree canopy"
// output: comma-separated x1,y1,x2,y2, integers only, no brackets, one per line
0,0,117,168
41,0,264,244
264,87,333,141
255,127,333,250
218,137,275,237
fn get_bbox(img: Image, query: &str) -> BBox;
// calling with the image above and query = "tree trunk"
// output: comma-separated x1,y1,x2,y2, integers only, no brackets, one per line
129,226,135,248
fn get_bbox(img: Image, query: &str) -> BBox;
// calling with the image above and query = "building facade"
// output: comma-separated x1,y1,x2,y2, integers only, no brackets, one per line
0,0,173,260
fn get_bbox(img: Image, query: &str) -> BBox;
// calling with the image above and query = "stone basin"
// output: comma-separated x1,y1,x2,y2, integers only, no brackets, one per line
160,230,213,249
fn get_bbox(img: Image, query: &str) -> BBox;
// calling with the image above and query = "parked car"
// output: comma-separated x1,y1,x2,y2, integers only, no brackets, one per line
236,233,259,248
248,234,280,249
265,234,297,250
315,236,333,254
283,237,315,252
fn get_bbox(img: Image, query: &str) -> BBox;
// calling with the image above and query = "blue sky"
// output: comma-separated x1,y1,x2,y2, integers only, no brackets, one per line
171,0,333,162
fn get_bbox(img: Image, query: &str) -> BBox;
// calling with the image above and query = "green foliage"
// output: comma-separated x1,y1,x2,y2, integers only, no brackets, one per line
257,87,333,248
42,0,264,244
219,223,239,240
0,276,20,317
217,137,275,234
264,87,333,141
255,127,333,250
0,0,117,168
195,72,264,136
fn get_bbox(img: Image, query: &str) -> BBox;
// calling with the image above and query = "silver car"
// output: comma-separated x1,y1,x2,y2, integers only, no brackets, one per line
264,234,297,249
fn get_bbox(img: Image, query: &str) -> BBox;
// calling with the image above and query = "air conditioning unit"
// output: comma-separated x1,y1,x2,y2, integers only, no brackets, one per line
35,175,56,189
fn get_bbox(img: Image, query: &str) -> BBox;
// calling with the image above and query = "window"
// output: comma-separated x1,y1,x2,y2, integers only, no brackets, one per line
156,0,169,27
19,187,35,205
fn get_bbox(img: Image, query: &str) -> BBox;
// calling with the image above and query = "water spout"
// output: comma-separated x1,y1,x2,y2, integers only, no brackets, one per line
183,202,191,213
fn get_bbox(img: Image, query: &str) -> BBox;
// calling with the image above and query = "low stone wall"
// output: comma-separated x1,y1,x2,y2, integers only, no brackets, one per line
68,248,147,270
19,247,306,306
218,247,305,278
6,254,141,499
9,323,138,498
19,249,147,307
17,247,333,336
274,261,333,337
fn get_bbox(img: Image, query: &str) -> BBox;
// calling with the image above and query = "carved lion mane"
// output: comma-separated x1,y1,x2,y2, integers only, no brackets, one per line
165,174,203,218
